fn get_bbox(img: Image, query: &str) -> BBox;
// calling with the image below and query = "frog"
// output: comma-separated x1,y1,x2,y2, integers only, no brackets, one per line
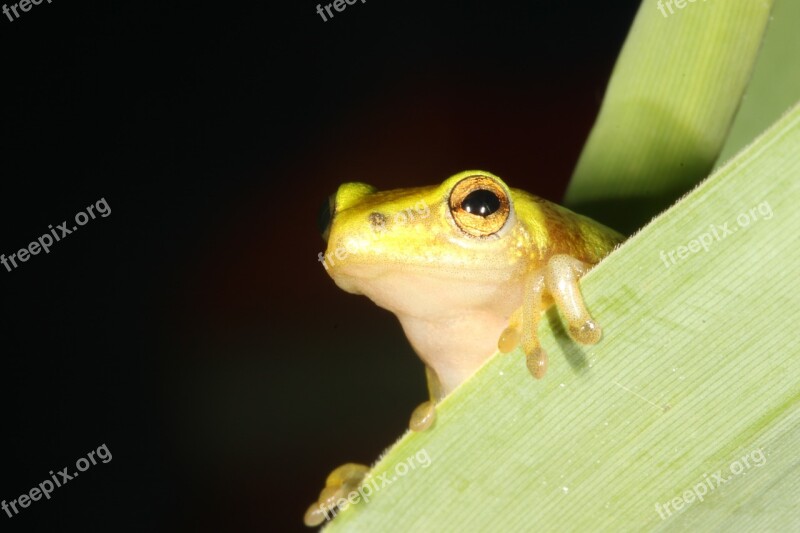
305,170,624,526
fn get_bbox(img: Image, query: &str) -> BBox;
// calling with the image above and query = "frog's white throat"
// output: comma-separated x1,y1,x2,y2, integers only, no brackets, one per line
396,311,509,396
334,262,522,395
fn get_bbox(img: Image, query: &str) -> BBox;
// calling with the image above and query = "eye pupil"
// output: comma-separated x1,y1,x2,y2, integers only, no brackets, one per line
462,189,501,217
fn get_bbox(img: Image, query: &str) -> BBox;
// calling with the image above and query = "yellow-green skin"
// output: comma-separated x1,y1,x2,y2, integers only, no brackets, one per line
321,170,623,398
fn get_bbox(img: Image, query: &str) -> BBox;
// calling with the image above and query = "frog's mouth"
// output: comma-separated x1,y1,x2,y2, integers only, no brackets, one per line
331,261,521,324
329,259,519,297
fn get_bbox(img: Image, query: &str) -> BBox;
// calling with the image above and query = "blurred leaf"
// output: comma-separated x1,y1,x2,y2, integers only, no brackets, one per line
717,0,800,164
565,0,774,233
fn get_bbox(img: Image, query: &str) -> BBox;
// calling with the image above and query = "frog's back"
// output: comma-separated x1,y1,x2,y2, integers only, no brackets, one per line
511,188,625,265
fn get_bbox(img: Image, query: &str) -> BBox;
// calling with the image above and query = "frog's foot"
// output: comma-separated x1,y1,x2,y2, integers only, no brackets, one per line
544,254,603,345
407,366,445,432
498,307,523,353
498,254,602,379
498,273,549,378
523,339,548,379
303,463,369,527
409,400,436,431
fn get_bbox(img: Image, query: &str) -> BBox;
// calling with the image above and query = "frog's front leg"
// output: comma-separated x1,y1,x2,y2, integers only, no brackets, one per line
544,255,603,345
498,254,602,379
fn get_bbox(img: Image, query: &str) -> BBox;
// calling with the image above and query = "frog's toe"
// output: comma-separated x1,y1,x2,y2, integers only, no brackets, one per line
525,346,548,379
569,318,602,345
303,501,329,527
498,307,524,354
498,325,521,353
304,463,369,527
325,462,369,488
409,400,436,431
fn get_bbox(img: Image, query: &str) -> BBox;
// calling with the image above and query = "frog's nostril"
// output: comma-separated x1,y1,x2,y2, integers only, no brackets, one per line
318,194,335,241
368,212,387,232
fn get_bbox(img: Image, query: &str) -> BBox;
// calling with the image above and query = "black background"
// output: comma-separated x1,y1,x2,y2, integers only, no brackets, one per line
0,1,640,531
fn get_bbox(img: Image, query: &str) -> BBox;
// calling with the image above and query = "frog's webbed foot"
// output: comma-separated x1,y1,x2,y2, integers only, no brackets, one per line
304,463,370,527
408,366,445,432
498,254,602,379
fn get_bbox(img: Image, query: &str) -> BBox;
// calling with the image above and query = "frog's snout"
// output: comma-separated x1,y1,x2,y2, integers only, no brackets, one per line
318,182,378,242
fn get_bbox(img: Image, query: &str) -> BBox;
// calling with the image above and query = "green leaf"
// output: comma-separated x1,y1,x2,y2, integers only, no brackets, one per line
325,103,800,531
565,0,774,233
717,0,800,164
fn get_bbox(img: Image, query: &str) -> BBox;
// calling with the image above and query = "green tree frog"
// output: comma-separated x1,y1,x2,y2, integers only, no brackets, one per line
306,170,623,526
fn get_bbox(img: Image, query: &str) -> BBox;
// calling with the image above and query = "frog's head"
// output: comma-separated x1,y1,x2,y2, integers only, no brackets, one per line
317,171,531,313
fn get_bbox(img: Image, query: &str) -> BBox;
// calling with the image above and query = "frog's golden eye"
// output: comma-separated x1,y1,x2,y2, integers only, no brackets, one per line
318,193,335,242
449,175,511,237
